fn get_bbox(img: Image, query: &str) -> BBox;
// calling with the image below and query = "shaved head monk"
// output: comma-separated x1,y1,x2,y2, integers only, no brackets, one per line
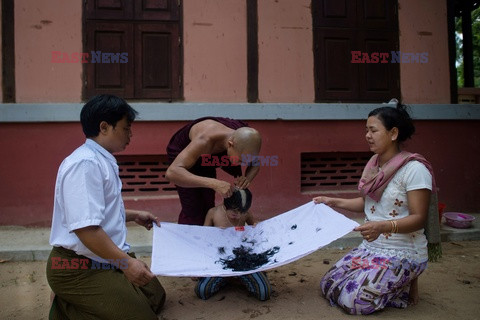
165,117,262,225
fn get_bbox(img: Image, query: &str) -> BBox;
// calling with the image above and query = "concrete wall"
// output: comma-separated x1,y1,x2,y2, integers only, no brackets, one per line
1,117,479,226
183,0,315,102
183,0,247,101
0,1,3,102
257,0,314,102
5,0,452,103
398,0,451,103
14,0,83,102
1,1,477,226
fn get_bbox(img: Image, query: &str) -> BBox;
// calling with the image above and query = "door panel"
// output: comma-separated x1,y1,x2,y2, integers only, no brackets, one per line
134,0,179,21
358,30,400,101
86,22,134,98
358,0,397,29
134,24,180,99
312,0,357,28
86,0,134,20
314,29,359,101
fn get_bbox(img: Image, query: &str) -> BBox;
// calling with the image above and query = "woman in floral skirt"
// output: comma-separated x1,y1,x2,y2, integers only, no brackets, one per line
313,100,435,315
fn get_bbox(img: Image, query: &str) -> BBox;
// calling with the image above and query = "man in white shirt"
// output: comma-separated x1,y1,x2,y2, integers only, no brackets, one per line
47,94,165,319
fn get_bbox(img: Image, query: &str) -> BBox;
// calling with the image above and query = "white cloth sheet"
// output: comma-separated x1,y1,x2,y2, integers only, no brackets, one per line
151,201,359,277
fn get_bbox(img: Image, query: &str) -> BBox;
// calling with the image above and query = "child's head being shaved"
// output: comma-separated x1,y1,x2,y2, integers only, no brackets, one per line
224,188,252,213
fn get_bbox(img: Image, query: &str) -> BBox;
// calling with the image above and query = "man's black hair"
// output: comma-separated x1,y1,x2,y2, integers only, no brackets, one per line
80,94,138,138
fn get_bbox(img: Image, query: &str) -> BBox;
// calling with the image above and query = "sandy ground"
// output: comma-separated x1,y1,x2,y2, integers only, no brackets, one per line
0,241,479,320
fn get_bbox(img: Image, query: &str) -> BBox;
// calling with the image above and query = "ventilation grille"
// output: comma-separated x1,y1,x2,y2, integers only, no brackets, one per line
301,152,371,192
116,155,177,196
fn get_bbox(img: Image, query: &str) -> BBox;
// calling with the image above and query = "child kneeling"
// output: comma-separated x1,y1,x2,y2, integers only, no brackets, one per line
195,189,271,301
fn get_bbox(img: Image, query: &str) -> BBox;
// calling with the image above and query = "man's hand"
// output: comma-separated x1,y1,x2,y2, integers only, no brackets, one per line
234,176,251,189
134,211,161,230
123,257,156,287
214,180,235,198
74,226,156,287
126,209,160,230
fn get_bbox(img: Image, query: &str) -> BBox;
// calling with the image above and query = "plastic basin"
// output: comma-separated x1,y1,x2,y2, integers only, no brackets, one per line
443,212,475,229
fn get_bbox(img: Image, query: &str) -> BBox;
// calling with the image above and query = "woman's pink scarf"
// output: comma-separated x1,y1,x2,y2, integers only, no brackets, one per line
358,151,436,202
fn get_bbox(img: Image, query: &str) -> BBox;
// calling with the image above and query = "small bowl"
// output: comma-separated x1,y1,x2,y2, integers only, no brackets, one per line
443,212,475,229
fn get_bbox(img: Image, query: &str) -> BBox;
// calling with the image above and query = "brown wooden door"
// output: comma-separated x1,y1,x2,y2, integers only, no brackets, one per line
313,0,400,102
85,0,181,100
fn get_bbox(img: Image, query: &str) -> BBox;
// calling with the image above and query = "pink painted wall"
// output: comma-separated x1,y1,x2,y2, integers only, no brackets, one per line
8,0,453,104
14,0,82,102
2,0,475,228
0,1,3,102
398,0,451,103
183,0,247,101
1,120,479,226
257,0,314,102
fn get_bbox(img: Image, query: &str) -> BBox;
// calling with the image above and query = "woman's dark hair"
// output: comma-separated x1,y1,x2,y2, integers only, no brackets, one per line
224,188,252,213
80,94,138,138
368,100,415,142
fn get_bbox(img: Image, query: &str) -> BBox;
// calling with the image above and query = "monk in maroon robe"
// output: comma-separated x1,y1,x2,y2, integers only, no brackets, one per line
166,117,262,225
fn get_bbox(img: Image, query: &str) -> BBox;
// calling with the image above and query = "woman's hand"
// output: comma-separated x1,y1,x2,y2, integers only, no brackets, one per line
313,196,338,207
312,196,365,212
354,221,389,242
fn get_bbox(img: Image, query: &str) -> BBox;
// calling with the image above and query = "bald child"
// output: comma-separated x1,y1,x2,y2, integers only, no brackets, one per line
166,117,262,225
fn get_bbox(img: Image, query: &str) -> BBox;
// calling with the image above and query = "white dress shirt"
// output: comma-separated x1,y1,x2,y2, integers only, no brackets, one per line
49,139,130,262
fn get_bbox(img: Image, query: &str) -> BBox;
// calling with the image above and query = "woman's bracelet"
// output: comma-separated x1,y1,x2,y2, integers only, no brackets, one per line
392,220,398,233
384,220,399,239
388,220,398,234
